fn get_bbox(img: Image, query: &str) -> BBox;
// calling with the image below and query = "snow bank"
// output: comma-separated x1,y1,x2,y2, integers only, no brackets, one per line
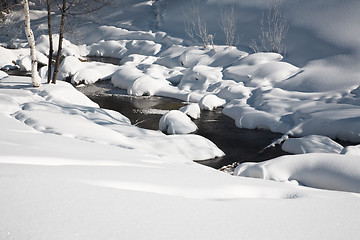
234,153,360,193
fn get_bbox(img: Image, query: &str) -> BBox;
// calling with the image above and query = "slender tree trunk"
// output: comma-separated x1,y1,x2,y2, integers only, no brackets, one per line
24,0,41,87
52,0,66,84
46,0,53,84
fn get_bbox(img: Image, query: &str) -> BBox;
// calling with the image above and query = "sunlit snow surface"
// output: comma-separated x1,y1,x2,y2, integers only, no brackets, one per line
1,0,360,239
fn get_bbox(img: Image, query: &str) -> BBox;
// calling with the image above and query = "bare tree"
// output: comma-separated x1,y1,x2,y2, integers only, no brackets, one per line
219,5,237,47
184,0,214,48
23,0,41,87
250,0,288,55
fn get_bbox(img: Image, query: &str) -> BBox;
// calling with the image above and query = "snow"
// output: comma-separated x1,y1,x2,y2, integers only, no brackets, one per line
1,0,360,239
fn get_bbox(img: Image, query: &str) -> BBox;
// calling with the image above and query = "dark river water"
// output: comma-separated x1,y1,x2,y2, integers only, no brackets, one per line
78,80,288,169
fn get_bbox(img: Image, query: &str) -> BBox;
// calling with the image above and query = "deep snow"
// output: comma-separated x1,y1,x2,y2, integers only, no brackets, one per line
1,0,360,239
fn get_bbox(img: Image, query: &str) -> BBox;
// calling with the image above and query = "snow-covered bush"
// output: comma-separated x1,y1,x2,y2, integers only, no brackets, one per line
219,5,237,46
184,0,214,48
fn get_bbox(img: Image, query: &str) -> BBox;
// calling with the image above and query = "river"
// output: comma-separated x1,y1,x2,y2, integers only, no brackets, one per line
77,79,289,169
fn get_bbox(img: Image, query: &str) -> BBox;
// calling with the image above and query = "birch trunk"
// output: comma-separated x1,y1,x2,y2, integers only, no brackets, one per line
24,0,41,87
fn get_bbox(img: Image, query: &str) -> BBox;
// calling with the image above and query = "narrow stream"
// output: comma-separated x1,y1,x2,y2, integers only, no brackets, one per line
78,80,289,169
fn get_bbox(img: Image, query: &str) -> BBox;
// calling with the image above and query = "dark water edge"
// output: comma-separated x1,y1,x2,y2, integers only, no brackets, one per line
78,80,289,169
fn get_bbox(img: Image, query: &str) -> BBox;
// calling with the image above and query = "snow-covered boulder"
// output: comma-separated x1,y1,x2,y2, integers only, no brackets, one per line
159,110,197,134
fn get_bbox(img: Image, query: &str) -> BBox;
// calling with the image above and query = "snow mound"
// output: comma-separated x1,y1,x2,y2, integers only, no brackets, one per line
234,153,360,193
282,135,344,154
159,110,197,134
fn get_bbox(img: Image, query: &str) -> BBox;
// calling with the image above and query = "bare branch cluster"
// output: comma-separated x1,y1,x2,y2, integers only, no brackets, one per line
250,0,289,55
219,6,237,47
184,0,214,48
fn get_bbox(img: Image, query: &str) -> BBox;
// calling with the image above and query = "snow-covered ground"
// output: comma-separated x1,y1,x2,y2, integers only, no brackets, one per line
1,0,360,239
